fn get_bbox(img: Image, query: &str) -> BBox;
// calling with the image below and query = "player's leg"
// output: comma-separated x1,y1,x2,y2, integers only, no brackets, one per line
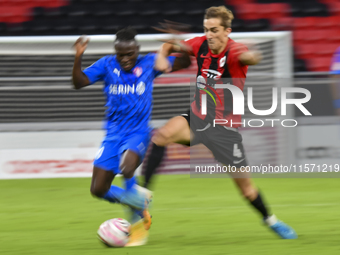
90,140,146,209
90,166,123,202
120,132,153,230
231,173,270,218
119,150,152,209
232,174,297,239
204,125,297,239
119,145,153,246
143,114,190,190
204,126,268,216
90,141,125,203
152,115,191,146
143,142,166,189
90,142,151,246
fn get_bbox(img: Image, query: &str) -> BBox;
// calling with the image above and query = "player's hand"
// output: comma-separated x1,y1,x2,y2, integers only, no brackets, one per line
73,36,89,57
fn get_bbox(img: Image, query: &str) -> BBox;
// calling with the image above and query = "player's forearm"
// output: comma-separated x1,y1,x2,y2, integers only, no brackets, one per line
160,43,176,56
155,43,174,72
72,56,90,89
239,50,262,65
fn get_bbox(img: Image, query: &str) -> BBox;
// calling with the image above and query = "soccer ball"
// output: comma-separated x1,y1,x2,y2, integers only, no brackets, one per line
97,218,131,247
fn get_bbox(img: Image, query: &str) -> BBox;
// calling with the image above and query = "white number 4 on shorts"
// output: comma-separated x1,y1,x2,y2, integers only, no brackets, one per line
233,144,242,158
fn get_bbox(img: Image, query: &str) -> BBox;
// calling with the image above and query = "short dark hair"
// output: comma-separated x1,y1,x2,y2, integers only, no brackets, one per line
115,27,137,42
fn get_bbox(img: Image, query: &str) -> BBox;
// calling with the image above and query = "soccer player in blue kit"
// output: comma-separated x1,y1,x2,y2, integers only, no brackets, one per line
72,27,191,245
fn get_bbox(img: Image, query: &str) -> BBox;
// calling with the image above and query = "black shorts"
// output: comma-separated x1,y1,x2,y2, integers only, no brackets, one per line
181,110,248,168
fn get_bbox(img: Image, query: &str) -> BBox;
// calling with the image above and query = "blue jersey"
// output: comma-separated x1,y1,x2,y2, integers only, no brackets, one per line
83,53,175,139
331,47,340,75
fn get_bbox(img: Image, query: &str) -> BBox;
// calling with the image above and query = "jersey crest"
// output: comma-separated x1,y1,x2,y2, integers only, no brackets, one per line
133,66,143,77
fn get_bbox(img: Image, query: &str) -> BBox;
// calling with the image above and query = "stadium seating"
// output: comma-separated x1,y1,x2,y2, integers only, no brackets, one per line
307,57,332,72
0,0,266,35
0,0,340,72
235,3,290,20
270,17,293,31
229,0,340,71
0,6,31,23
295,44,317,60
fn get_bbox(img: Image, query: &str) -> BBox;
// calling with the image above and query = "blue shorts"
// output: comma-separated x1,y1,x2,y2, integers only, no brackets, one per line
93,131,150,174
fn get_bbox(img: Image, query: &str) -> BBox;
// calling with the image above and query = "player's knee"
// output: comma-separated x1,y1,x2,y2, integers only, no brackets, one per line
121,167,135,179
90,185,107,198
120,161,137,179
120,162,138,179
152,128,171,147
119,150,139,179
241,187,257,201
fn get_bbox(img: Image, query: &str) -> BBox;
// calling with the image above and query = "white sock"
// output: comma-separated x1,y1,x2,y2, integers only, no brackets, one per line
264,214,278,226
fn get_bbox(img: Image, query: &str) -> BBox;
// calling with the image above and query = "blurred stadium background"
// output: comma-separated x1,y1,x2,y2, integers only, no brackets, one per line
2,0,340,72
0,0,340,178
1,1,340,255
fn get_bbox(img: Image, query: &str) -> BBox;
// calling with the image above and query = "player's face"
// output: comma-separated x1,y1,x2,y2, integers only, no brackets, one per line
114,40,139,71
203,18,231,54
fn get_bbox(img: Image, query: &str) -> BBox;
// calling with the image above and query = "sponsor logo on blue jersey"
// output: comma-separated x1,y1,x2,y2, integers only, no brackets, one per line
108,81,145,95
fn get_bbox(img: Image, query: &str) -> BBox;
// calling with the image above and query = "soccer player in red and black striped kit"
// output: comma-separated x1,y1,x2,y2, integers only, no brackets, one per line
146,6,297,239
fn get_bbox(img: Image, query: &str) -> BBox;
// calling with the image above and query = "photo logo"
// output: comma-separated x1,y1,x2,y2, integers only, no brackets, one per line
199,82,222,108
199,83,312,128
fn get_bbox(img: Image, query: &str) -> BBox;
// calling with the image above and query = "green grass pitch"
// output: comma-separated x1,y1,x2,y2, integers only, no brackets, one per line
1,175,340,255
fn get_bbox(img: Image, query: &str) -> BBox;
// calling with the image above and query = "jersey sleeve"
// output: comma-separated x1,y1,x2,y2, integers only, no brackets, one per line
230,42,249,64
183,36,205,57
330,47,340,74
83,56,107,84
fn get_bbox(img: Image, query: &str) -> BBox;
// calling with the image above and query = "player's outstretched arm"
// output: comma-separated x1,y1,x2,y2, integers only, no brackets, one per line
72,36,91,89
231,42,262,66
154,20,192,72
155,42,192,73
155,43,173,73
239,50,262,65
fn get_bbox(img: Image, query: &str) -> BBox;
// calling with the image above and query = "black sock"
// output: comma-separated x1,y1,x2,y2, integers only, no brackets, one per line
249,192,270,219
143,143,166,188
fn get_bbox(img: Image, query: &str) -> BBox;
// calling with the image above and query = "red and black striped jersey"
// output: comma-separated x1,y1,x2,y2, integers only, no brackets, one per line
184,35,248,128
